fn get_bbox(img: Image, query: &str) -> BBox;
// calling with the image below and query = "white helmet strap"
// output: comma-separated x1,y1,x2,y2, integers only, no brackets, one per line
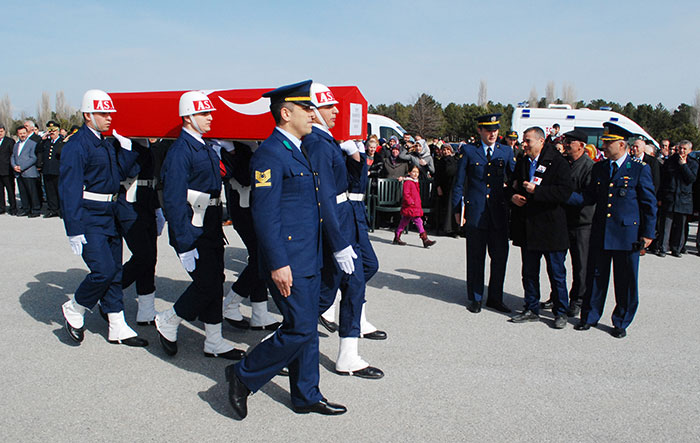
188,114,204,134
89,113,104,133
313,108,329,129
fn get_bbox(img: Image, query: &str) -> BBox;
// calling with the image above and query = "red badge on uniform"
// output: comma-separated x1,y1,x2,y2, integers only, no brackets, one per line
193,100,214,112
532,177,542,186
93,100,115,111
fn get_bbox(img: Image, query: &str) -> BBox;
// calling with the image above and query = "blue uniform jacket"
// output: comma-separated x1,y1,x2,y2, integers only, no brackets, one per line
570,155,657,250
452,142,515,229
59,125,138,237
250,128,322,277
303,126,353,252
161,129,221,254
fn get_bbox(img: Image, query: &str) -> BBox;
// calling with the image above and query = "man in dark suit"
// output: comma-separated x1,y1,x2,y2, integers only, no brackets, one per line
571,123,657,338
11,126,41,217
225,80,346,419
509,127,574,328
655,140,698,257
36,121,63,217
0,125,17,214
452,113,515,314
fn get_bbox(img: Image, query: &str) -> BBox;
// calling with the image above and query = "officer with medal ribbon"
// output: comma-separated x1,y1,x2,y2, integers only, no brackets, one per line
225,80,347,419
452,113,515,314
569,122,657,338
36,120,63,218
155,91,245,359
304,82,383,379
59,89,147,347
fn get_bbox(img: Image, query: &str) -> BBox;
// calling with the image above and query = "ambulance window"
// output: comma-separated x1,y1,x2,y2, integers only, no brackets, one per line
380,126,400,140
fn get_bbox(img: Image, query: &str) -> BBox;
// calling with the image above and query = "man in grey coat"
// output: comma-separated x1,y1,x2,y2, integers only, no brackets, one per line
11,126,41,217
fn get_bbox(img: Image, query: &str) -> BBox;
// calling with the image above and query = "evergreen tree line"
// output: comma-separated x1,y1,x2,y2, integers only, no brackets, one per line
369,93,700,148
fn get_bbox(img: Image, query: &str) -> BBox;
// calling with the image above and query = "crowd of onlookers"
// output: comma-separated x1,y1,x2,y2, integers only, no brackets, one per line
365,126,700,258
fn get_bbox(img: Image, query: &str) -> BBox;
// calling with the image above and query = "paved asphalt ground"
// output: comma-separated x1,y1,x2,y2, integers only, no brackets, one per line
1,213,699,442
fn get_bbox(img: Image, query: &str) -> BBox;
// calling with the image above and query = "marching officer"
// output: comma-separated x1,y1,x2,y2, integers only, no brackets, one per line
36,120,63,218
571,123,657,338
59,89,147,347
225,80,347,419
116,138,166,325
155,91,245,360
452,113,515,314
304,82,383,379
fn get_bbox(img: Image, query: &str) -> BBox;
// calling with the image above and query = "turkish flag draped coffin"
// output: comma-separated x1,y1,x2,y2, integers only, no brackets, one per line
108,86,368,141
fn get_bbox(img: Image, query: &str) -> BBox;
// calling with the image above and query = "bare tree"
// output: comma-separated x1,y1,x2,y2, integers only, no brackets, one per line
37,91,51,129
562,83,577,105
0,94,11,131
55,90,73,121
408,93,445,138
545,81,556,106
693,88,700,128
528,86,538,108
477,79,488,108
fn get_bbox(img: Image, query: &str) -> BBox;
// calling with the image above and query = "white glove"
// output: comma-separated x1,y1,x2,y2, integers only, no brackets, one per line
69,235,87,256
155,208,166,236
333,245,357,274
356,140,366,153
178,248,199,272
112,130,132,151
339,140,359,156
212,139,235,152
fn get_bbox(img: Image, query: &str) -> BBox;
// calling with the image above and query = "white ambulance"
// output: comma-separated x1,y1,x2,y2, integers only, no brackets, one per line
511,104,658,148
367,113,406,141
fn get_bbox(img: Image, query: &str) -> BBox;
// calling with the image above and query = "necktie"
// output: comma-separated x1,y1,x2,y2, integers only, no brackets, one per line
487,147,492,162
611,162,618,178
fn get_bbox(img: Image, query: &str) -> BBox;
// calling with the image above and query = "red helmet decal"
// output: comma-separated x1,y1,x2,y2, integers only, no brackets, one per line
93,100,115,111
194,99,214,111
315,91,335,104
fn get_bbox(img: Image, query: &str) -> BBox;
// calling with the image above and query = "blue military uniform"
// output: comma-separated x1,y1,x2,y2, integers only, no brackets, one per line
452,114,515,310
161,129,225,324
347,150,379,283
59,124,138,313
571,123,657,334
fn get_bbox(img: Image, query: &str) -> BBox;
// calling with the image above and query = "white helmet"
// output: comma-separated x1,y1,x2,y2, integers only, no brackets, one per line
309,83,339,108
81,89,116,113
179,91,216,117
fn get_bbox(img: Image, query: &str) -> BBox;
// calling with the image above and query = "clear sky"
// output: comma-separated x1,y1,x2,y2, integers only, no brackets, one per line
2,0,699,117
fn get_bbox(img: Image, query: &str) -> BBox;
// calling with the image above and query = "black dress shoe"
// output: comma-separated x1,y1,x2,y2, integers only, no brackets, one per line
671,251,682,258
250,321,281,331
466,300,481,313
486,300,512,313
137,320,155,326
158,332,178,356
567,304,581,317
336,366,384,379
655,250,666,257
540,299,554,309
109,336,149,347
8,209,17,216
28,212,40,218
361,330,387,340
574,322,597,331
225,365,250,419
293,398,347,415
17,210,29,216
319,316,338,333
205,348,246,360
64,319,84,343
510,310,539,323
43,212,57,218
225,317,250,330
553,315,568,329
610,327,627,338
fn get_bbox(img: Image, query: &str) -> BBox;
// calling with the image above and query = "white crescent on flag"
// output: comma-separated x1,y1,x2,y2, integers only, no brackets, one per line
218,96,271,116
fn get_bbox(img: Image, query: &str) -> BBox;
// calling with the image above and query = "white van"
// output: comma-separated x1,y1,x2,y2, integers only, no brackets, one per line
511,105,658,148
367,113,406,141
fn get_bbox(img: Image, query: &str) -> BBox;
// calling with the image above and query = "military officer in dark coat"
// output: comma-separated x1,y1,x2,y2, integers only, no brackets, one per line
571,123,657,338
225,81,347,419
36,121,63,217
452,113,515,314
508,127,574,328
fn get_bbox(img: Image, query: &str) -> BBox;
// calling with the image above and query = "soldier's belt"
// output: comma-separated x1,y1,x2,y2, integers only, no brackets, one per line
83,190,117,202
347,193,365,201
336,193,348,204
120,176,138,203
187,189,220,228
137,179,156,188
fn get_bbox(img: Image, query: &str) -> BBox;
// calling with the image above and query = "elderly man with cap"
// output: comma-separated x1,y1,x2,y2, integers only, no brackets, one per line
36,120,63,218
303,82,383,379
504,130,523,161
225,80,347,419
59,89,147,347
570,123,657,338
155,91,245,360
452,113,515,314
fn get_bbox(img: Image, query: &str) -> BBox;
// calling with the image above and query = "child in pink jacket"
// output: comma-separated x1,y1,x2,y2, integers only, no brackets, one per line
393,165,436,248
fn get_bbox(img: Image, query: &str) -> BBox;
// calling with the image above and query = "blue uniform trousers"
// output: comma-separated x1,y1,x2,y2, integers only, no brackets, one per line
173,205,225,324
121,215,157,295
75,233,124,313
355,209,379,283
235,273,323,407
319,244,365,338
229,206,268,303
521,249,569,315
465,225,508,304
582,249,640,330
